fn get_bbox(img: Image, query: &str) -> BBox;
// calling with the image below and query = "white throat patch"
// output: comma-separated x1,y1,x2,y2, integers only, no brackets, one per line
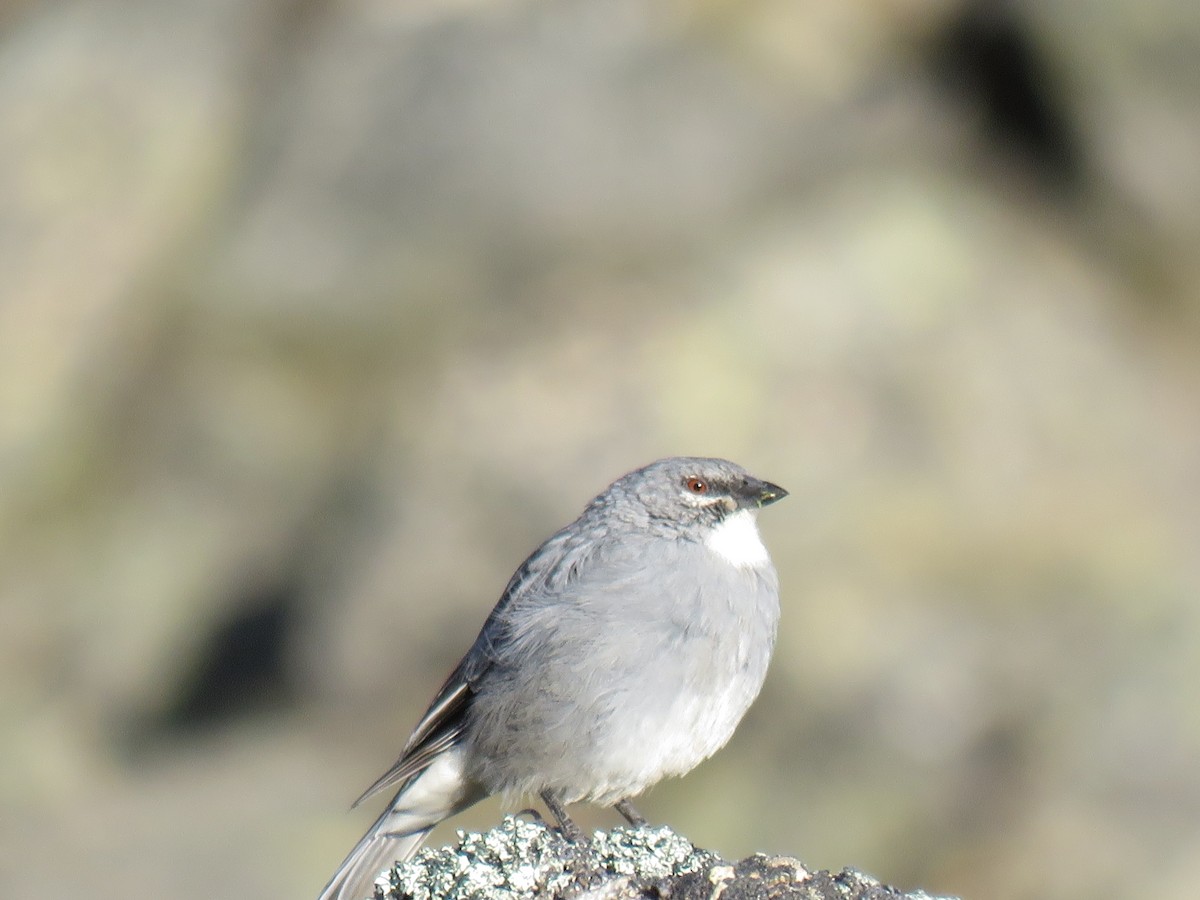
705,510,770,569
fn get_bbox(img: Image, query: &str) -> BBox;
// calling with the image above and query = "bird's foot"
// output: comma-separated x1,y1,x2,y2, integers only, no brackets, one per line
614,798,648,828
540,790,585,843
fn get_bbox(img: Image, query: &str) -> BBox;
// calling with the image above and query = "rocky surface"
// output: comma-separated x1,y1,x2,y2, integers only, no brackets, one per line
377,818,953,900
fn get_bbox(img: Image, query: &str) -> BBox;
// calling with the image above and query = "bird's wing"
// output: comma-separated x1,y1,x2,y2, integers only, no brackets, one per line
349,559,537,809
351,660,474,807
352,522,600,808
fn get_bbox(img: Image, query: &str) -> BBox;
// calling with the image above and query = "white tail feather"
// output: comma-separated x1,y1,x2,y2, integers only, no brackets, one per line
317,748,480,900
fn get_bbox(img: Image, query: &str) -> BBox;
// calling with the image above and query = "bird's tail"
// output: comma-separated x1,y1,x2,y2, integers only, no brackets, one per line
316,807,432,900
317,749,482,900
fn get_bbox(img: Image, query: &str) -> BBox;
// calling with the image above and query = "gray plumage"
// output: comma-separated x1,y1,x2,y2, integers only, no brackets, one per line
318,457,786,900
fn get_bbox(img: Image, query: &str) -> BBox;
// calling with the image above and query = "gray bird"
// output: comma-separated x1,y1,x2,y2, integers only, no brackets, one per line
318,457,787,900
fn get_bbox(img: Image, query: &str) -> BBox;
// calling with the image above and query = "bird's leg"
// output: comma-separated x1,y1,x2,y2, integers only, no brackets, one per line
540,790,584,842
614,798,648,827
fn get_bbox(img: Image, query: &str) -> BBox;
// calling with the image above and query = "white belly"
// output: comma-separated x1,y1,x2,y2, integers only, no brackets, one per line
583,675,763,804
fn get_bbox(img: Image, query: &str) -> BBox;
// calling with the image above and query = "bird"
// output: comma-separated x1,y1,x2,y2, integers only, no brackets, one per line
318,456,787,900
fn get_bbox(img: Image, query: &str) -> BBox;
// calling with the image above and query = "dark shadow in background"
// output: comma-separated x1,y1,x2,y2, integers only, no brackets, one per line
154,580,301,732
931,0,1085,193
117,473,380,755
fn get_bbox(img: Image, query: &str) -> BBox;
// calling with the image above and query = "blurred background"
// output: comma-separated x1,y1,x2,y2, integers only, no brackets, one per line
3,1,1200,898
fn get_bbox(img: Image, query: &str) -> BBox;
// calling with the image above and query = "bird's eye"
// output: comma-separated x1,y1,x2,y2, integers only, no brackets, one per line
685,477,708,494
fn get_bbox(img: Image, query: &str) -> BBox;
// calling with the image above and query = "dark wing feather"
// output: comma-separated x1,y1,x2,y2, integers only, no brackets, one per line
351,662,473,807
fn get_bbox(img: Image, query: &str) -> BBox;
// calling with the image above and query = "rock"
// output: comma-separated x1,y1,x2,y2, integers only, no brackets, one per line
377,817,953,900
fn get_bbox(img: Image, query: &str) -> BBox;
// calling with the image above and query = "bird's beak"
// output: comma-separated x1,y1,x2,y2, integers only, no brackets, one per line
749,479,788,508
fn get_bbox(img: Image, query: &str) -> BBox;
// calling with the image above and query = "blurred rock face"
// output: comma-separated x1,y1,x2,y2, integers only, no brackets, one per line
2,2,1200,900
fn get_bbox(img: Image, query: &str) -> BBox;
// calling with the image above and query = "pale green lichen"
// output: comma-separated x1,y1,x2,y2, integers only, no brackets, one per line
379,816,715,900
